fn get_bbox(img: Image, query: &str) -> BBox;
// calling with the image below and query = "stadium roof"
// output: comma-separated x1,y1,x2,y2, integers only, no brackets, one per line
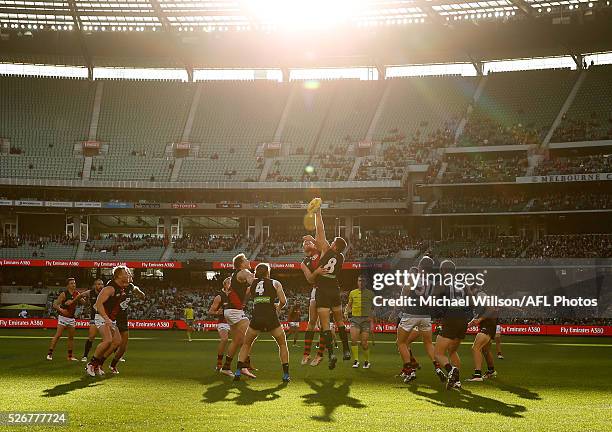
0,0,609,31
1,1,611,72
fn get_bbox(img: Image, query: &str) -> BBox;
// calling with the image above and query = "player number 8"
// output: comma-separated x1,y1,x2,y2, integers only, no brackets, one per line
323,258,337,274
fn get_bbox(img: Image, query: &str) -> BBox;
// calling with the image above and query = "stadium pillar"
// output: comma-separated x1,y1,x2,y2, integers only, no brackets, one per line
345,216,354,241
571,54,585,70
163,216,172,239
254,217,263,241
281,68,289,83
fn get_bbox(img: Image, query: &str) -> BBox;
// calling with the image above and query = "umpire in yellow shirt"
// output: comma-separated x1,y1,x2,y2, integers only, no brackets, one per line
184,303,195,342
345,275,374,368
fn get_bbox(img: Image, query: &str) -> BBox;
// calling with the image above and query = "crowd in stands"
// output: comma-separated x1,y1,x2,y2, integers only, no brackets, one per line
0,234,78,250
347,233,426,260
552,114,612,143
431,194,527,213
84,234,164,255
440,154,529,183
425,235,531,259
530,192,612,211
256,229,303,260
535,154,612,175
461,117,541,147
525,234,612,258
173,234,244,254
431,191,612,214
303,154,353,182
355,128,453,181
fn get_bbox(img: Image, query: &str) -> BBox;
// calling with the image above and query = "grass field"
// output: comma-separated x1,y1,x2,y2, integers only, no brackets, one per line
0,329,610,431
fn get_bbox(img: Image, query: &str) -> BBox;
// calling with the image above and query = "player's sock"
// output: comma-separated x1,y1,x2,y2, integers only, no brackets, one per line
433,361,441,370
99,356,107,366
444,363,453,373
409,349,417,364
91,356,101,366
303,330,315,356
83,340,93,358
362,347,370,362
351,345,359,361
222,356,233,370
68,350,73,358
473,369,482,377
316,338,326,358
245,356,252,369
322,330,334,358
47,348,53,356
216,354,223,367
487,366,495,373
338,326,349,352
282,363,289,375
111,357,119,368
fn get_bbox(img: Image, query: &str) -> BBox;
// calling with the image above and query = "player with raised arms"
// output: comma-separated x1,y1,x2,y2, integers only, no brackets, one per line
233,263,290,382
208,277,231,370
300,238,327,366
300,199,350,369
46,277,82,361
86,265,130,377
219,253,255,377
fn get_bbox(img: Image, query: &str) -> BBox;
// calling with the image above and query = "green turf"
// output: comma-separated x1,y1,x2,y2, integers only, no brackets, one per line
0,330,610,431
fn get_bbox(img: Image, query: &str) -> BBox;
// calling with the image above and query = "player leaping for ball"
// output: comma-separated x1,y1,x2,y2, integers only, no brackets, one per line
300,200,350,369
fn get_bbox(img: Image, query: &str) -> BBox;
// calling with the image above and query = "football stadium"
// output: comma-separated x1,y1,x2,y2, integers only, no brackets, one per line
0,1,611,430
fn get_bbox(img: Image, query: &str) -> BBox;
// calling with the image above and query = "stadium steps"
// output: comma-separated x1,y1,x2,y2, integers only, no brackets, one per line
542,69,587,147
88,81,104,140
181,83,202,142
365,80,391,142
170,157,182,181
82,156,93,180
75,242,86,260
273,83,296,143
435,162,448,184
258,157,274,182
161,244,173,261
454,76,487,144
348,157,364,180
249,241,264,261
305,82,340,167
425,199,439,214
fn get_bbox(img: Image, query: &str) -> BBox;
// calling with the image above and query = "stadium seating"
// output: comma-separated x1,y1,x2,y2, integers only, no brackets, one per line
460,69,576,146
525,234,612,258
97,80,193,157
83,235,164,260
90,156,174,182
0,235,78,259
440,153,529,183
0,76,95,157
0,155,82,180
534,153,612,175
170,234,251,262
552,65,612,142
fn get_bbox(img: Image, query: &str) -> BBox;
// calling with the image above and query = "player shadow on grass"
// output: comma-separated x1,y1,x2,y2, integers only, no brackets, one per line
201,375,287,406
486,380,542,401
301,379,366,423
406,383,527,418
42,375,106,398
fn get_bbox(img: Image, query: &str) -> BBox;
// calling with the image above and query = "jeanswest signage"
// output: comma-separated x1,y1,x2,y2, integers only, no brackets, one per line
516,172,612,183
